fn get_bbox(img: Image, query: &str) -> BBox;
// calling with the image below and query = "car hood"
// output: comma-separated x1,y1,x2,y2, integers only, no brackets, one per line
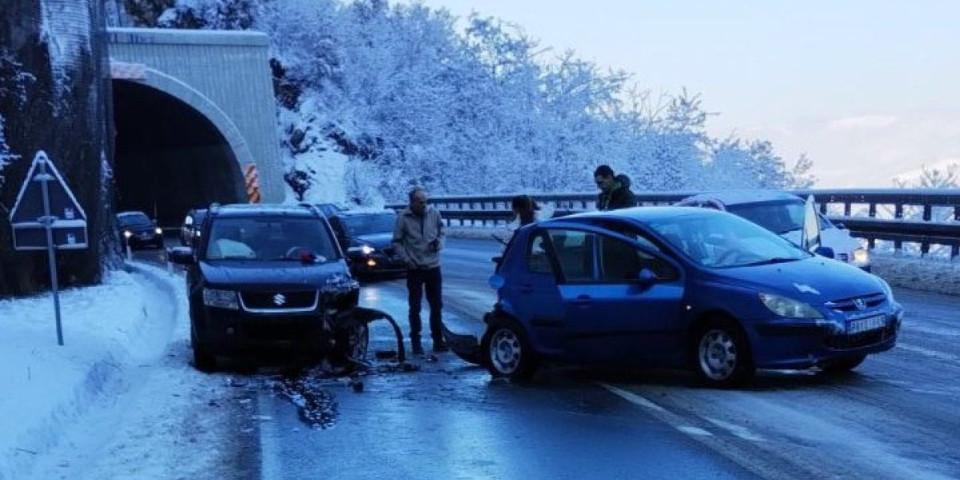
353,233,393,248
200,260,350,288
711,256,884,302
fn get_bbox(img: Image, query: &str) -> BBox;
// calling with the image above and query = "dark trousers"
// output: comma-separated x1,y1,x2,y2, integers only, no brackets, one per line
407,267,443,343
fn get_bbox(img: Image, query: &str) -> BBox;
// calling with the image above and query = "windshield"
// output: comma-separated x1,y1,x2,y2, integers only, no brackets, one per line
726,200,805,235
648,212,810,268
191,210,207,225
340,213,396,236
117,212,152,228
204,217,339,262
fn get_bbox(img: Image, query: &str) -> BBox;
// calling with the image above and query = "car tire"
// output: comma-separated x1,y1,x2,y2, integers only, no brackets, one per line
332,323,370,372
693,319,755,388
481,320,538,381
819,354,866,374
190,325,217,373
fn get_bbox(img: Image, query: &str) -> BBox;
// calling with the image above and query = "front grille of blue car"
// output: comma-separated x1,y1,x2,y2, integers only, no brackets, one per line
825,293,886,312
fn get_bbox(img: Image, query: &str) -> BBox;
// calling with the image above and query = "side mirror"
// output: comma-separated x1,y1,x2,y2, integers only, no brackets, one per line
168,246,195,265
636,268,658,285
814,246,835,259
492,255,503,264
835,223,847,230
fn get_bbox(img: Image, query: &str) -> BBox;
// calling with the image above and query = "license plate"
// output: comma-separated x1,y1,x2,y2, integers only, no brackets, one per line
847,315,885,334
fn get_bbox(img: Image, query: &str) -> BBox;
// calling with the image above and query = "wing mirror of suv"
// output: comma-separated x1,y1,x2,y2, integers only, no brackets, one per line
814,246,835,259
168,246,195,265
636,268,659,285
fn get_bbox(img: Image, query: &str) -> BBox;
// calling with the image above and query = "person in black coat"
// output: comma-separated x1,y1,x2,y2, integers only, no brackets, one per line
594,164,638,211
511,194,539,226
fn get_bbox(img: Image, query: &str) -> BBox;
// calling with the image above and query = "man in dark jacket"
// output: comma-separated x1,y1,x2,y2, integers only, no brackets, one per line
594,164,638,210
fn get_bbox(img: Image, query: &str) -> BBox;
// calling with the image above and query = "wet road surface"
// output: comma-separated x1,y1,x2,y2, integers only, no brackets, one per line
135,237,960,479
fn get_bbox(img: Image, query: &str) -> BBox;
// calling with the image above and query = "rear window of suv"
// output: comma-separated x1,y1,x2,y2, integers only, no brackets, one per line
205,216,339,262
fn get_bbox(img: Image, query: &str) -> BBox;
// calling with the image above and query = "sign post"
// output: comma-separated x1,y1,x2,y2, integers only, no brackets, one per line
8,151,88,346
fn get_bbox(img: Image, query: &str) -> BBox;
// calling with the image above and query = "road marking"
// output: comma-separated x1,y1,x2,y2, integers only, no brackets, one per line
677,426,713,436
599,383,713,437
705,417,766,442
897,343,960,363
598,383,666,413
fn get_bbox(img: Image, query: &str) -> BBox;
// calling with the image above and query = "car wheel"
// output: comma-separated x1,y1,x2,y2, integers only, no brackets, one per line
819,354,866,374
332,323,370,372
693,320,754,387
190,324,217,373
481,321,537,381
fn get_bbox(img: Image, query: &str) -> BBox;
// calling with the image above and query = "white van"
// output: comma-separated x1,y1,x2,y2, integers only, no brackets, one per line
676,190,870,271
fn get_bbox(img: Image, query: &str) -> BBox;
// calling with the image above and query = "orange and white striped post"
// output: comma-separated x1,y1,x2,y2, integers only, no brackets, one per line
244,164,261,203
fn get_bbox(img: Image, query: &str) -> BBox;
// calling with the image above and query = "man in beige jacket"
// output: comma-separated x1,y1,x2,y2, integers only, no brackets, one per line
392,187,447,354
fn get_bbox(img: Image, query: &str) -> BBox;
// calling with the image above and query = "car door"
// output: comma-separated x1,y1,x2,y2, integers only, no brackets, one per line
546,225,686,366
505,229,567,358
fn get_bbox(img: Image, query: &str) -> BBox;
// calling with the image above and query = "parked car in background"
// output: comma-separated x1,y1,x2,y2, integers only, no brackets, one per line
116,211,164,249
168,203,363,372
676,190,871,271
327,210,407,278
180,208,208,247
450,207,900,387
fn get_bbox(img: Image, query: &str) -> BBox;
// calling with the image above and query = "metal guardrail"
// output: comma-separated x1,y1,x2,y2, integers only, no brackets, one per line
388,189,960,258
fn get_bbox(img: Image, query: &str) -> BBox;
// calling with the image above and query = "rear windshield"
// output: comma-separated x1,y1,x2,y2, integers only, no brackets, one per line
205,216,339,262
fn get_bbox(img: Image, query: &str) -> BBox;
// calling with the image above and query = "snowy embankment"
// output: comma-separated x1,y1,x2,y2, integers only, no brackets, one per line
445,226,960,297
0,263,180,479
869,252,960,297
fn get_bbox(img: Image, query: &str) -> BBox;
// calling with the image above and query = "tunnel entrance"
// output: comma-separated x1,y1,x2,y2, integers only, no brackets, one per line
112,79,245,229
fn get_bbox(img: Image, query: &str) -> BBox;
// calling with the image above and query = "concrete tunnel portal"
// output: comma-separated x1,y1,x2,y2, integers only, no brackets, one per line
112,79,246,229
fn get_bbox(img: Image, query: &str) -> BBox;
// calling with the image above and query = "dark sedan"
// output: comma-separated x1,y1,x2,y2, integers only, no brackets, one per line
117,211,164,249
328,210,407,278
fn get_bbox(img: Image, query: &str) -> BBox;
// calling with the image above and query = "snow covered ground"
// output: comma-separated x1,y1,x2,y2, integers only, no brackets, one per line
0,262,249,480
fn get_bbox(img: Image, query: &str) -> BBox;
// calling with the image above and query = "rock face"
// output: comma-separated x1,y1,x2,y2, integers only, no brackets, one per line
0,0,115,295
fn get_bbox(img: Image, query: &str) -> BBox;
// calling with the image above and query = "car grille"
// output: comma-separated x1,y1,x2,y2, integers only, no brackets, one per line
824,293,886,312
237,320,317,341
824,323,897,349
239,290,318,312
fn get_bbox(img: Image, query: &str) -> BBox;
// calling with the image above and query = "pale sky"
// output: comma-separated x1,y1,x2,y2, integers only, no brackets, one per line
403,0,960,187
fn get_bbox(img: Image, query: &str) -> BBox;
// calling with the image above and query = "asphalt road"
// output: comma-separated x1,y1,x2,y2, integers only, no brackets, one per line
131,237,960,480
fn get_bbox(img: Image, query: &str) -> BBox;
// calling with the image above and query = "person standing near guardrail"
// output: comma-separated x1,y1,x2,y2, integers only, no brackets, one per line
594,164,638,210
392,187,447,355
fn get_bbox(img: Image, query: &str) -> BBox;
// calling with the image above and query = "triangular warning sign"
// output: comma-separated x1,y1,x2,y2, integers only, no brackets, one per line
9,151,87,224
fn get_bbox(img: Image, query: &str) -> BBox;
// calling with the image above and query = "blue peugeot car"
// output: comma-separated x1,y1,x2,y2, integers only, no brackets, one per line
447,207,903,387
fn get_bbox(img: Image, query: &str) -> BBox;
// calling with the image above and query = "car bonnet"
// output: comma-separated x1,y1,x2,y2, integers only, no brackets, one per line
708,256,885,303
199,260,349,288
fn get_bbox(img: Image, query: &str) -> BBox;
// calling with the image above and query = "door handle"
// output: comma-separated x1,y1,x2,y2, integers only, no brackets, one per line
519,284,534,294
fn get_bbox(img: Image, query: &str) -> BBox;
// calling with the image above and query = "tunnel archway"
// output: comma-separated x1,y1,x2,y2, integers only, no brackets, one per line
112,72,250,229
